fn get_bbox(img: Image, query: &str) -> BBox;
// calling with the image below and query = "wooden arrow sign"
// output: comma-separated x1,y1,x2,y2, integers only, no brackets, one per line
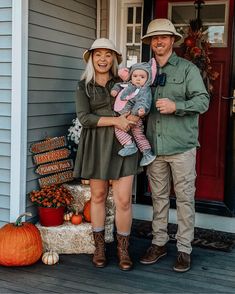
35,159,74,175
33,148,71,165
30,136,67,154
39,170,74,187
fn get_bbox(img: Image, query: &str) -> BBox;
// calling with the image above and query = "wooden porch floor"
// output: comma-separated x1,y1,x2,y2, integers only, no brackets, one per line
0,233,235,293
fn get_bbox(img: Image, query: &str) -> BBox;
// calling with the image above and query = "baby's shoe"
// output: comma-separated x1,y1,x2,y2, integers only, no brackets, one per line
140,149,156,166
118,142,138,157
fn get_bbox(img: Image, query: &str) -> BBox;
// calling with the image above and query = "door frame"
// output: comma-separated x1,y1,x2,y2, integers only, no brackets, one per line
136,0,235,217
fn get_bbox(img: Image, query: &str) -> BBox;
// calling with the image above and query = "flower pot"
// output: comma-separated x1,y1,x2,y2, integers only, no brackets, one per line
38,206,65,227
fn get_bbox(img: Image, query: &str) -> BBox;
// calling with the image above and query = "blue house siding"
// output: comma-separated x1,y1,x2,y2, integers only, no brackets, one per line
26,0,97,215
0,0,12,226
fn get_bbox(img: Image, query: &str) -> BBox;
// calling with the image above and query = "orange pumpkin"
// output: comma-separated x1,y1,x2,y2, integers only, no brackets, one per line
71,213,83,225
83,200,91,222
0,212,43,266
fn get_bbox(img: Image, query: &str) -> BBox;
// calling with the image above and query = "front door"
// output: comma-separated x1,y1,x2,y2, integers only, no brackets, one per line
137,0,234,213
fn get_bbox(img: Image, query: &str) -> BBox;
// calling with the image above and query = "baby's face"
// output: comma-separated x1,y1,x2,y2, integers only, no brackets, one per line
131,69,148,87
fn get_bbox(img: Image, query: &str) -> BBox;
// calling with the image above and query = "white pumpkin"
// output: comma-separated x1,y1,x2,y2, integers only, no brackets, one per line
81,179,90,185
42,250,59,265
63,211,73,221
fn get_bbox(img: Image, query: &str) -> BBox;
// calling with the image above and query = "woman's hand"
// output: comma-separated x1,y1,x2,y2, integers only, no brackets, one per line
126,114,140,124
115,113,136,132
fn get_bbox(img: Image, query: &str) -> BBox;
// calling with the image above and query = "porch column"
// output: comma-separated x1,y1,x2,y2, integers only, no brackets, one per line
10,0,28,221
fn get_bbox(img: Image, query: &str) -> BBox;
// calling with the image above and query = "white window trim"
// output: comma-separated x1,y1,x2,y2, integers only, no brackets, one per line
10,0,28,221
109,0,118,44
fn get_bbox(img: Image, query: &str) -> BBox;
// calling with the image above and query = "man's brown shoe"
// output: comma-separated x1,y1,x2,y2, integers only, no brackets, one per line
173,251,191,272
140,244,167,265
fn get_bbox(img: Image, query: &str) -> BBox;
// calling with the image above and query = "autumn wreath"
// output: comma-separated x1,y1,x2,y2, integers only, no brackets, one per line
180,18,219,95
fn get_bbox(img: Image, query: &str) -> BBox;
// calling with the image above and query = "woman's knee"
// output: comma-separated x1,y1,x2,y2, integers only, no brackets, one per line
116,196,131,211
92,189,107,204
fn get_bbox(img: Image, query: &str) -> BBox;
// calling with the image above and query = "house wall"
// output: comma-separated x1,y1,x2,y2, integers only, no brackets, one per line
0,0,12,226
26,0,97,215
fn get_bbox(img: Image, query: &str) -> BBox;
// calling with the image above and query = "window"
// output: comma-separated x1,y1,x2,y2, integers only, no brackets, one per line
126,6,143,67
168,1,229,47
118,0,144,66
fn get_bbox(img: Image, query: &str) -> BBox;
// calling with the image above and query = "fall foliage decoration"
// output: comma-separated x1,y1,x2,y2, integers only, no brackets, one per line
42,250,59,265
83,200,91,222
180,18,219,94
0,212,43,266
29,184,74,208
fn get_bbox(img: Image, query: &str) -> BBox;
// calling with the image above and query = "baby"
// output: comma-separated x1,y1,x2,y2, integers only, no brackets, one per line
111,61,156,167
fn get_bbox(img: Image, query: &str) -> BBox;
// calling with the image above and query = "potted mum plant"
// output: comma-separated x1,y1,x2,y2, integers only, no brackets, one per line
29,184,74,227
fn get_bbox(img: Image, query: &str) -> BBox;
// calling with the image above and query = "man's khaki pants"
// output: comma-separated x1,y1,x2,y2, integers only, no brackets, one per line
147,148,197,254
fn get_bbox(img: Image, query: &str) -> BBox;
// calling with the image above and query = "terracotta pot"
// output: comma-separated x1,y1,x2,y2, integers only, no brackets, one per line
38,206,65,227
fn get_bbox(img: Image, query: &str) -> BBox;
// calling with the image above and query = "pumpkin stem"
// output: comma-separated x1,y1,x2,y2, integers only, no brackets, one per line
15,212,32,226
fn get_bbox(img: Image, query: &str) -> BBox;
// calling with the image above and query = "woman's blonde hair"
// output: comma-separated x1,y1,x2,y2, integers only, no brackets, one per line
81,51,119,96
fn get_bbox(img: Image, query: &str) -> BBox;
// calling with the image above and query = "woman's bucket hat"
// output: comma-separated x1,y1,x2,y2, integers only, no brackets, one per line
142,18,183,44
83,38,122,64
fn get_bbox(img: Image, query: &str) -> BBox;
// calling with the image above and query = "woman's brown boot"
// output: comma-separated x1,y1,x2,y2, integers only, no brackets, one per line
116,233,133,271
92,231,106,268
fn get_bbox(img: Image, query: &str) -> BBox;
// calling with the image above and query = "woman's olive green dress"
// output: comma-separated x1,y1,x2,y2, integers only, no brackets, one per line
73,78,140,180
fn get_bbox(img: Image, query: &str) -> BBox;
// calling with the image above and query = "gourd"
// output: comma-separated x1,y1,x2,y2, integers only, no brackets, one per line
83,200,91,222
63,211,73,221
42,250,59,265
0,212,43,266
81,179,90,185
71,210,83,225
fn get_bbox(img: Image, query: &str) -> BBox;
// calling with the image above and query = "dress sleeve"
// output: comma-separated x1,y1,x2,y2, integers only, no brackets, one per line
75,81,100,128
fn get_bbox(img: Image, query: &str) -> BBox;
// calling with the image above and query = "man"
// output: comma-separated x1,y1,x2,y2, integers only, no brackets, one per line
139,18,210,272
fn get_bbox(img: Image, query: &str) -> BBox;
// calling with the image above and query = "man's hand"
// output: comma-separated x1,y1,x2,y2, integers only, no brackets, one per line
156,98,176,114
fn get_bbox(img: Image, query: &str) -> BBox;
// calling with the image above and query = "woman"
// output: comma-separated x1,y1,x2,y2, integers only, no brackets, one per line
73,38,139,271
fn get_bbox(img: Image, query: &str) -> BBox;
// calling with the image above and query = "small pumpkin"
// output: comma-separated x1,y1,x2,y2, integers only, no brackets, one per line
0,212,43,266
63,211,73,221
83,200,91,222
42,250,59,265
71,211,83,225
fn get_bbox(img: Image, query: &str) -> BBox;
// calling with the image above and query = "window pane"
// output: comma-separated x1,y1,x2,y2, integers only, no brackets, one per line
203,25,225,44
136,7,142,23
172,6,195,24
126,46,140,67
128,7,133,24
127,27,133,43
135,26,141,43
201,5,225,22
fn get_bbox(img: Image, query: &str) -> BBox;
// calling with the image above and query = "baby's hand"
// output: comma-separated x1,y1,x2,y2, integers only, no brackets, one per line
118,68,130,82
111,89,118,97
138,108,145,117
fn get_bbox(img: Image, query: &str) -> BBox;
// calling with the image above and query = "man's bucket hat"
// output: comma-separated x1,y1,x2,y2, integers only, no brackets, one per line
142,18,183,44
83,38,122,64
